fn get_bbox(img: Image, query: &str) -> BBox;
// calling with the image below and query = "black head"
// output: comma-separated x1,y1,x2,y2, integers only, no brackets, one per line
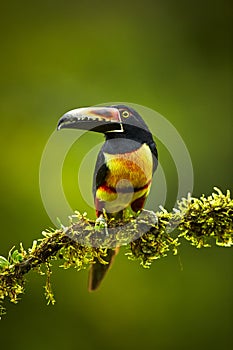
110,105,150,131
106,104,153,143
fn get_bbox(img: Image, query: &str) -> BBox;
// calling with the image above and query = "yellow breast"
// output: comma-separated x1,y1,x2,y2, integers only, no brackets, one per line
104,143,153,190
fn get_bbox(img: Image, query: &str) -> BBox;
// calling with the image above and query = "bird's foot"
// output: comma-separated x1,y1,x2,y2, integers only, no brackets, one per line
95,214,109,235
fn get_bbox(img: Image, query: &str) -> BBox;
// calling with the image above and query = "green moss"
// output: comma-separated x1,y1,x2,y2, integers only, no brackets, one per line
178,188,233,248
44,263,56,305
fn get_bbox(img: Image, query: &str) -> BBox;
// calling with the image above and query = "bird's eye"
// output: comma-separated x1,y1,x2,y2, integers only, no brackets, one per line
122,110,130,118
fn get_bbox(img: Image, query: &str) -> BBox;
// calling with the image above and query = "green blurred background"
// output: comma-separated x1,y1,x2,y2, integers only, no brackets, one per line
0,0,232,349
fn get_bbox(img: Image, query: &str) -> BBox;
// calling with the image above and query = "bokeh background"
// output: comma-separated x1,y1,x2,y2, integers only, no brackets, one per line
0,0,232,349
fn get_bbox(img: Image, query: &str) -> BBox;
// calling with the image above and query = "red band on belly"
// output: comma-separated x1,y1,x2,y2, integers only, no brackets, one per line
98,180,151,194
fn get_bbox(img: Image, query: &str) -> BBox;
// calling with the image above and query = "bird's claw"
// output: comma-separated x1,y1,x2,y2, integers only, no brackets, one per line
95,214,109,235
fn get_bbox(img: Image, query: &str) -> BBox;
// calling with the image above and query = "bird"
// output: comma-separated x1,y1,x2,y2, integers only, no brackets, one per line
57,105,158,291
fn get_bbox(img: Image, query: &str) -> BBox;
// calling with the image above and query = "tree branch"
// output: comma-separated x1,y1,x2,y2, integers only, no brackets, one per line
0,187,232,317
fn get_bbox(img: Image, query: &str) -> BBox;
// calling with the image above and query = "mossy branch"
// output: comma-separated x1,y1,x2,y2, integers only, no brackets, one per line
0,187,232,317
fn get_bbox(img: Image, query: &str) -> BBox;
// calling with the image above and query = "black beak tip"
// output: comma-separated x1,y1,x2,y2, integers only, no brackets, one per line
57,118,62,131
57,116,68,130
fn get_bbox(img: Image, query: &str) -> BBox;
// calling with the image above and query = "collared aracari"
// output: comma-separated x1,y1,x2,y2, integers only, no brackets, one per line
57,105,158,291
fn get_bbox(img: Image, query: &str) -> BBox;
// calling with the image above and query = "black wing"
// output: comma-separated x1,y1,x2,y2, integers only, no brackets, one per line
148,140,158,174
92,149,109,196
